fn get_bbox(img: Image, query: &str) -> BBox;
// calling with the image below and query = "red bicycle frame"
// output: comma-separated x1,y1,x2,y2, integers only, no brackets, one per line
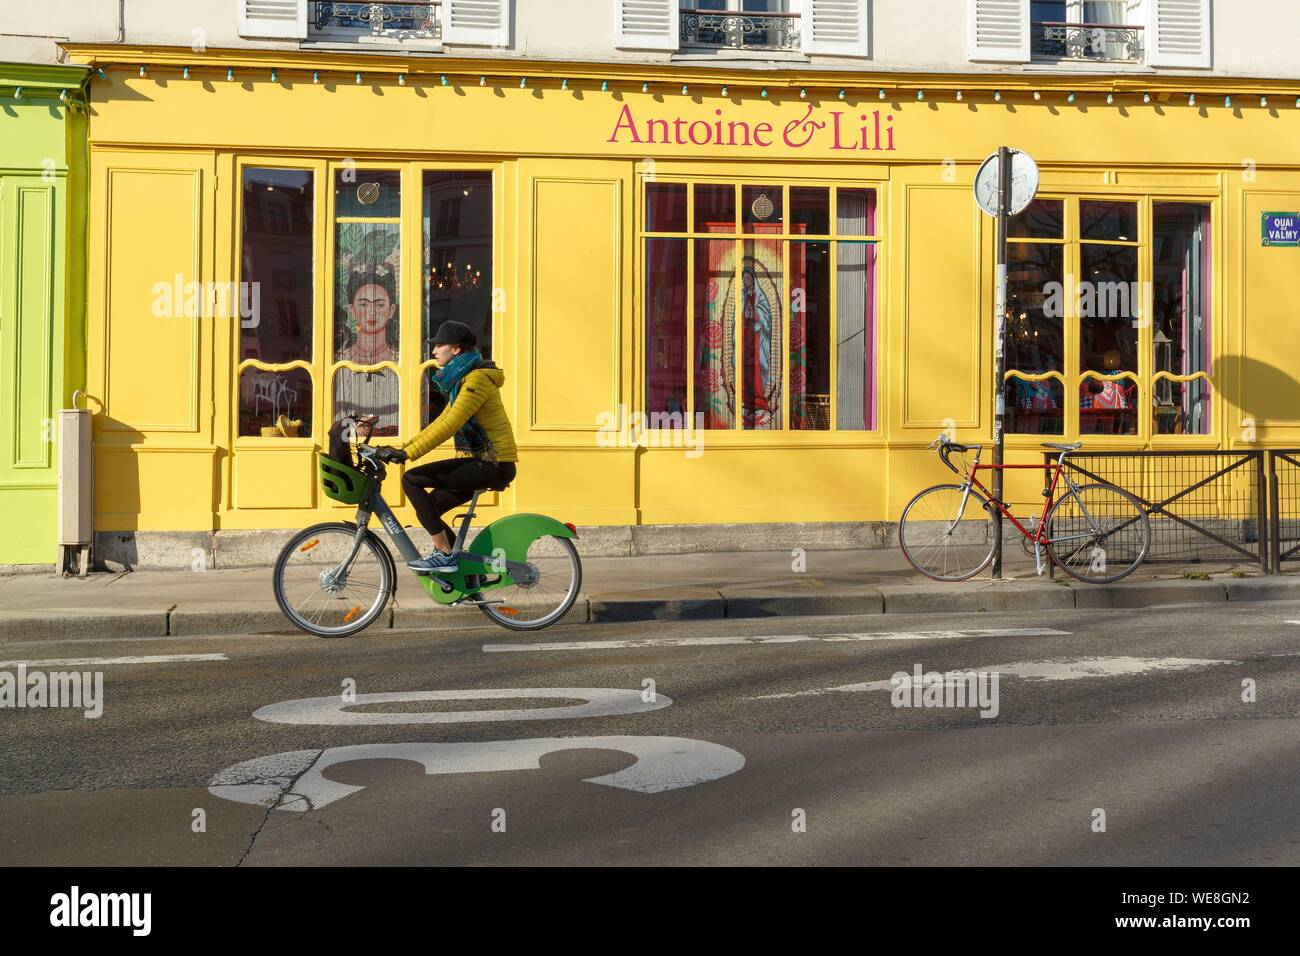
960,450,1068,546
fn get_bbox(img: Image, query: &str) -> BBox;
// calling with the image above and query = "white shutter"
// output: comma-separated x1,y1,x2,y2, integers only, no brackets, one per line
615,0,680,51
1147,0,1211,68
800,0,870,58
442,0,510,47
967,0,1029,63
237,0,307,40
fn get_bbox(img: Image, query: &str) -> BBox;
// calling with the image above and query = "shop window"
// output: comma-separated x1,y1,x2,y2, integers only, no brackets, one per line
836,189,877,431
1002,195,1212,441
239,368,313,438
332,169,401,436
421,170,493,426
646,235,688,418
1078,202,1138,435
645,181,879,432
238,167,314,437
1153,202,1211,435
1004,201,1065,435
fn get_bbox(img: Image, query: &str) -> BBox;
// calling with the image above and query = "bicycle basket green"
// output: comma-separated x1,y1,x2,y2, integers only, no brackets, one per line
319,454,371,504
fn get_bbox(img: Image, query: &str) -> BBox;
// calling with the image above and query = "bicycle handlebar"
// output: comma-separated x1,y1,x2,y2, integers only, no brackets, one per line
929,433,983,475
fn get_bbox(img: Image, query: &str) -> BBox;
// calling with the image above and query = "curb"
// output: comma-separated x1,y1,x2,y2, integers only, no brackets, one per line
0,576,1297,641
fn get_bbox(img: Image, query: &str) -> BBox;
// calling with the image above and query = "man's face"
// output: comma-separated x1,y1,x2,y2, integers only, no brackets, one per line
350,283,395,334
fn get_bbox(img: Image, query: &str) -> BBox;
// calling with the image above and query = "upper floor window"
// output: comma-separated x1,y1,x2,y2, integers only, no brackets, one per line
615,1,869,58
237,1,510,48
968,0,1210,69
310,2,443,43
1031,1,1143,63
682,1,800,53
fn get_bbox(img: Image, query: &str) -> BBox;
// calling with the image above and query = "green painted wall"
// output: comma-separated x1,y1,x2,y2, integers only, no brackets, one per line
0,64,87,565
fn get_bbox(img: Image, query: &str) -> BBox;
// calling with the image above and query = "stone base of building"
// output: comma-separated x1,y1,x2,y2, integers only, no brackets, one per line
87,522,898,571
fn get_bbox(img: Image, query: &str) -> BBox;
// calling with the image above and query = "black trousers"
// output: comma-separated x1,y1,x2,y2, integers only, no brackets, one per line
401,458,517,540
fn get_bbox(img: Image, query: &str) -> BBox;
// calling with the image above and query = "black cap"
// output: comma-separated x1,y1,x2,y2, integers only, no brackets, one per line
431,320,477,349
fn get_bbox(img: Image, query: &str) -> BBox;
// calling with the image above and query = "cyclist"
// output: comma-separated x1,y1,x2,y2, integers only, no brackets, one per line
376,320,517,573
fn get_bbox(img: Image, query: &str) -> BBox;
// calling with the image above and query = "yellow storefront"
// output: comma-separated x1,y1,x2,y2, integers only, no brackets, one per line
66,45,1300,557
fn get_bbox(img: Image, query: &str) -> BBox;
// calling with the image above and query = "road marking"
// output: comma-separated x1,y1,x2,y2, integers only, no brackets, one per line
749,656,1239,699
209,737,747,810
2,634,265,648
253,687,672,725
0,653,227,667
482,627,1071,653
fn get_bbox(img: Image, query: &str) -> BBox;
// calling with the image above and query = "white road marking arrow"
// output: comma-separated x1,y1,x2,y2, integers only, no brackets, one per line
482,628,1070,653
0,653,227,667
749,656,1240,699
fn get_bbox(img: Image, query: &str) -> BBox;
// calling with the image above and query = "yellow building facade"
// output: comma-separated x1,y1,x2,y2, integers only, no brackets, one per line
67,46,1300,546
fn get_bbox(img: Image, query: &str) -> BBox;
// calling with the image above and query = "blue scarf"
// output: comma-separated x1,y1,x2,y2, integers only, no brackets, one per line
431,349,494,456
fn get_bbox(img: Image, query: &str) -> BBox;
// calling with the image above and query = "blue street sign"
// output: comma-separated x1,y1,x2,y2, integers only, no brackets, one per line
1262,212,1300,246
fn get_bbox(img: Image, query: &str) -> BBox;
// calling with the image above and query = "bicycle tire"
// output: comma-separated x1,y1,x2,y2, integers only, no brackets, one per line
899,483,997,582
273,522,395,637
477,536,582,631
1045,483,1151,584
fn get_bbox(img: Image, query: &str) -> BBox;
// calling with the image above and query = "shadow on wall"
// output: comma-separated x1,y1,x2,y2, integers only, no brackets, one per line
89,411,142,571
1213,356,1300,439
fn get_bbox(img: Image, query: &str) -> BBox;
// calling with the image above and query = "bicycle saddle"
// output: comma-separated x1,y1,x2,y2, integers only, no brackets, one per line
1042,442,1083,451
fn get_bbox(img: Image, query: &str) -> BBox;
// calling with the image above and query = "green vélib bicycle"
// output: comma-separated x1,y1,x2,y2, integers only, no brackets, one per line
272,440,582,636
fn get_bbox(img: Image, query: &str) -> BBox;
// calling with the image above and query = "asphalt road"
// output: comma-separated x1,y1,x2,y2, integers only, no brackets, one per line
2,598,1298,866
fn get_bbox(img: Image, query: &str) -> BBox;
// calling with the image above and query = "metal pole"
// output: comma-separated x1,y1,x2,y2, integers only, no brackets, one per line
1269,453,1282,573
991,146,1011,578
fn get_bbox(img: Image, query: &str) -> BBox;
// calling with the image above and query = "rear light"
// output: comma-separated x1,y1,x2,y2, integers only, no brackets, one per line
564,522,578,536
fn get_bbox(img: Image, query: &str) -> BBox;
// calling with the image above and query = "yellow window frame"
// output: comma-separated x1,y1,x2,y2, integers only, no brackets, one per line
636,173,884,438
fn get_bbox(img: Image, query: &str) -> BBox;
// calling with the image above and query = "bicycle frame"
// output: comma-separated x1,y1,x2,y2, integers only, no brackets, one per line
967,461,1068,545
343,442,575,605
947,446,1092,548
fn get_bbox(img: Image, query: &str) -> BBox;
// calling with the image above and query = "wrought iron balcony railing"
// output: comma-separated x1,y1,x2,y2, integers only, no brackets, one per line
680,8,801,52
310,1,441,42
1032,20,1144,63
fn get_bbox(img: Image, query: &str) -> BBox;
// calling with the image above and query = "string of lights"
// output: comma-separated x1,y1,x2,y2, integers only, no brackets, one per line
16,65,1292,112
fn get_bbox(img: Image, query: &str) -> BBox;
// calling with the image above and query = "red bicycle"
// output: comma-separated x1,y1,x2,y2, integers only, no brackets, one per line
899,435,1150,583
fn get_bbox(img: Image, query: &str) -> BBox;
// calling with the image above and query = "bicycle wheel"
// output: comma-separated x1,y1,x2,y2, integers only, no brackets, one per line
1045,483,1150,584
273,522,394,637
477,535,582,631
899,483,997,582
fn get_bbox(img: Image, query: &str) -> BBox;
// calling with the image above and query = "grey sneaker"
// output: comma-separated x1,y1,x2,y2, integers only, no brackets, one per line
407,550,459,574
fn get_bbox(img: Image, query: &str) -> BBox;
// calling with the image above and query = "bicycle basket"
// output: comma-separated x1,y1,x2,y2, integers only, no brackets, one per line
319,454,371,504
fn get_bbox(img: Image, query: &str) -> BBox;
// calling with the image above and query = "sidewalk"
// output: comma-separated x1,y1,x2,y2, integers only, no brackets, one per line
2,546,1296,641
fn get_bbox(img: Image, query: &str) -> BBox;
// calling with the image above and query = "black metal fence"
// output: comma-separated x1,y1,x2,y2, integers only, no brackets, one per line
1046,450,1269,571
1269,450,1300,571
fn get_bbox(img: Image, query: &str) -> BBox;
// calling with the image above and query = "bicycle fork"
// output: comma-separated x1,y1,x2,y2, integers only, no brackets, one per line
947,482,978,537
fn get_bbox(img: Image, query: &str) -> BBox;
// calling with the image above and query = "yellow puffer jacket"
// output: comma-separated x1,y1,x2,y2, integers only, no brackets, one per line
402,367,518,462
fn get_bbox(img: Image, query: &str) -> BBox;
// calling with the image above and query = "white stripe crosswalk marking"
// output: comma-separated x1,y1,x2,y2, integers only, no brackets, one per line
483,628,1070,653
0,653,228,667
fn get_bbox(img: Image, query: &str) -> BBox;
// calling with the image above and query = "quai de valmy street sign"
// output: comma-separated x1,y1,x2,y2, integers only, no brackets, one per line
976,148,1039,578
